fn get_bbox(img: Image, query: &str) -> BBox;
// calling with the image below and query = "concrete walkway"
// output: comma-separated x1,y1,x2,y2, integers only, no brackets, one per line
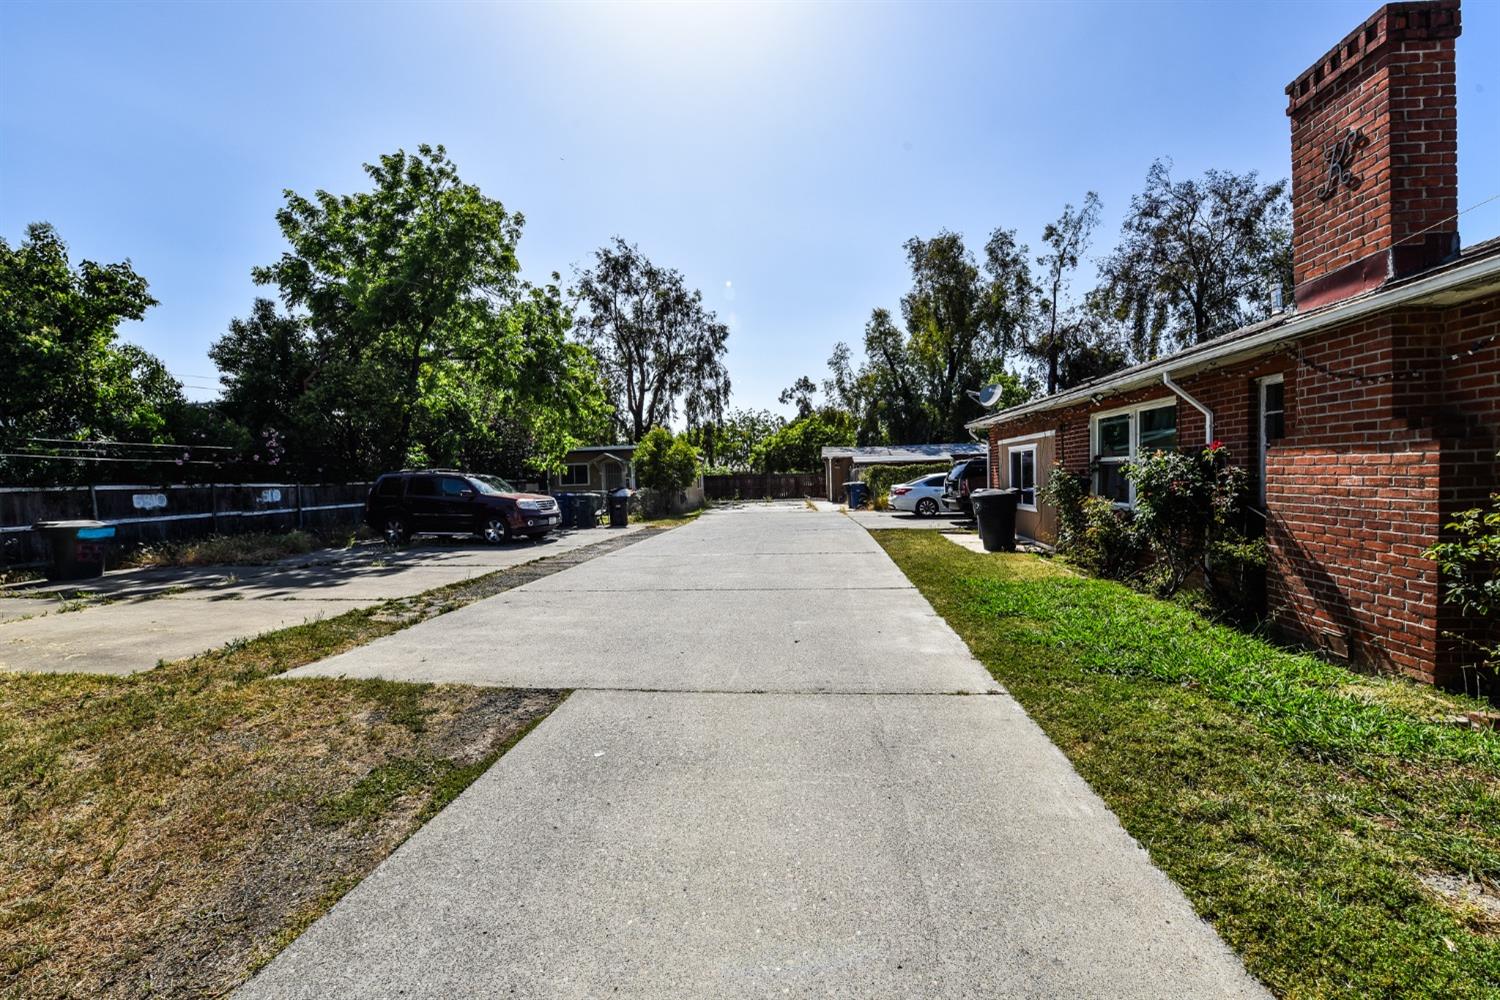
0,526,639,675
243,505,1267,999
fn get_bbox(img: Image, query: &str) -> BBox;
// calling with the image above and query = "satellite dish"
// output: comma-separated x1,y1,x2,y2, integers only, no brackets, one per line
974,384,1006,408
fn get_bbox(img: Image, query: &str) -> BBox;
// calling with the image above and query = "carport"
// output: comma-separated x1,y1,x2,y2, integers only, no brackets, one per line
820,443,984,503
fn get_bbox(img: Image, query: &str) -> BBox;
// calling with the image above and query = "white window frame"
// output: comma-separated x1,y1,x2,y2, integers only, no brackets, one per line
560,463,590,487
1089,398,1178,508
1008,444,1038,511
1257,374,1285,508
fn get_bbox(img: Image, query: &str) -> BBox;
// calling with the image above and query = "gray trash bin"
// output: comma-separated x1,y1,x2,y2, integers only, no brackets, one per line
34,519,115,580
970,489,1019,552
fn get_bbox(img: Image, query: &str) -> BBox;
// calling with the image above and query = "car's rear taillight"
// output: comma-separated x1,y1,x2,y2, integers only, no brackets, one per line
892,487,910,496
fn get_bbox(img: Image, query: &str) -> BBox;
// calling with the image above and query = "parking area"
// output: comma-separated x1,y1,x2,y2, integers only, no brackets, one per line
0,526,641,676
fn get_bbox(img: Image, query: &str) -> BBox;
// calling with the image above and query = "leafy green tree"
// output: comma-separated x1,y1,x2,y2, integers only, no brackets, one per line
225,145,606,477
1097,161,1291,357
0,223,186,472
633,426,701,513
687,407,784,472
752,409,856,473
209,298,318,473
826,227,1037,443
571,238,731,442
1032,193,1102,395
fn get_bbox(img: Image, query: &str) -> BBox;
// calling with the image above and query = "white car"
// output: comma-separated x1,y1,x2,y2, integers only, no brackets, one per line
888,473,949,517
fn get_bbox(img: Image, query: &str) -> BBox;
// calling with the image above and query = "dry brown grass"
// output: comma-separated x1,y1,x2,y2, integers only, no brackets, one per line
0,528,669,999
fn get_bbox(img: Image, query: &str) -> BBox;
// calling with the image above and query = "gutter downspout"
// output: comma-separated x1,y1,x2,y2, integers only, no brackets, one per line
1162,371,1214,445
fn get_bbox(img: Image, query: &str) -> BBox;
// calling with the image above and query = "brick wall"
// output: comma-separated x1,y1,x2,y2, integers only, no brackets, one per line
1286,1,1461,309
985,290,1499,689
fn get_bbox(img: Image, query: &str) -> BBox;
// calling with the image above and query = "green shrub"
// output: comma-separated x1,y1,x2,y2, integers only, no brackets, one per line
1424,472,1500,687
1126,444,1249,596
863,463,952,507
1074,495,1143,579
1037,463,1089,551
633,427,701,515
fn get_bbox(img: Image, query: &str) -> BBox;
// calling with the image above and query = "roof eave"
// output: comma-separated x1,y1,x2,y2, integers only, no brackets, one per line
966,250,1500,432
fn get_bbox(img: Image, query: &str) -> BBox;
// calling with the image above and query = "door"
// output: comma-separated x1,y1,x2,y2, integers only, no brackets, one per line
405,475,442,533
436,476,477,531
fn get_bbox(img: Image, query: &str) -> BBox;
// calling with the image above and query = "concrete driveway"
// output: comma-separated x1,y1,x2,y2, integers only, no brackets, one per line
245,504,1267,999
0,527,639,676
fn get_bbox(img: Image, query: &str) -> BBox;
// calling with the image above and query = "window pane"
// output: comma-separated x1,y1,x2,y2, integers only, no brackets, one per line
1266,411,1285,441
1009,452,1022,489
376,477,402,497
440,477,469,496
1097,415,1131,458
1020,450,1034,488
407,477,437,496
1095,462,1130,503
1264,381,1284,415
1138,405,1177,452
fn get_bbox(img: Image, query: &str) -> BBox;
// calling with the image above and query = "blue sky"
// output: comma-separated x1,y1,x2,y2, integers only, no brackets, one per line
3,1,1498,416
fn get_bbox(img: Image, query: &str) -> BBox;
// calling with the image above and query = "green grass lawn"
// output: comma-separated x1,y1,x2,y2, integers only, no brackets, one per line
876,530,1500,1000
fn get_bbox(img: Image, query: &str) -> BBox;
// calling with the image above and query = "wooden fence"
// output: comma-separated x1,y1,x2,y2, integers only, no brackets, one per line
702,472,824,501
0,482,370,568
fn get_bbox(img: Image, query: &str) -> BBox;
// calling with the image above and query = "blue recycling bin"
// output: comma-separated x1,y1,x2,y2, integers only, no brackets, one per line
844,482,869,509
555,493,577,529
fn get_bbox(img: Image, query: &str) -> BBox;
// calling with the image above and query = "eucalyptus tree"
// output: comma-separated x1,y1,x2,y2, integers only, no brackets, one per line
1098,160,1291,357
1033,192,1102,395
571,238,731,442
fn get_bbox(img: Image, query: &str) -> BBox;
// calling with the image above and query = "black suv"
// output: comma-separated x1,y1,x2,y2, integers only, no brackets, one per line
365,470,560,545
940,456,989,517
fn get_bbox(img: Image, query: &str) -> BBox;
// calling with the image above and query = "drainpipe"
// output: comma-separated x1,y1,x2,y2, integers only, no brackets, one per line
1161,371,1214,445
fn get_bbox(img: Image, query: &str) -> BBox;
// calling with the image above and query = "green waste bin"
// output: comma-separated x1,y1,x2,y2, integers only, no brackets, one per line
34,520,115,580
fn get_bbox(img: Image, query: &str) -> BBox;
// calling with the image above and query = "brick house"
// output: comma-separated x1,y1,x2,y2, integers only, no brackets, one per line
968,0,1499,690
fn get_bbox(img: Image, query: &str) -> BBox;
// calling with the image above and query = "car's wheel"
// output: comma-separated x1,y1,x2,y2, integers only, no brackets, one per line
383,517,410,547
482,517,510,545
916,497,939,517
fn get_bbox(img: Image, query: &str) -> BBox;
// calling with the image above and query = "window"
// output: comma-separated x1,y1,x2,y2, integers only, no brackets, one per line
1257,375,1286,506
1009,446,1037,509
376,476,403,497
923,474,946,487
406,476,437,497
560,464,589,487
1090,401,1177,507
439,476,471,497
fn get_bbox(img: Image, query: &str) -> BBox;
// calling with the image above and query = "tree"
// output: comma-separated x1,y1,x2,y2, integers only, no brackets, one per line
1098,161,1291,357
752,409,856,474
571,238,731,442
687,407,784,472
778,376,818,420
826,227,1037,444
633,426,701,513
231,145,606,477
1033,193,1102,395
0,223,184,461
209,298,318,473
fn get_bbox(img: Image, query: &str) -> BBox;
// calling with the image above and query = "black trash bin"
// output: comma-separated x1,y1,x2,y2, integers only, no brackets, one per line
970,489,1020,552
34,520,115,580
844,482,869,509
607,489,630,528
576,494,599,529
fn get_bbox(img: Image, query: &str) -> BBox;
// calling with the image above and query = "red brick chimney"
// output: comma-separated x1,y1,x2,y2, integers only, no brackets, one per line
1286,1,1462,310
